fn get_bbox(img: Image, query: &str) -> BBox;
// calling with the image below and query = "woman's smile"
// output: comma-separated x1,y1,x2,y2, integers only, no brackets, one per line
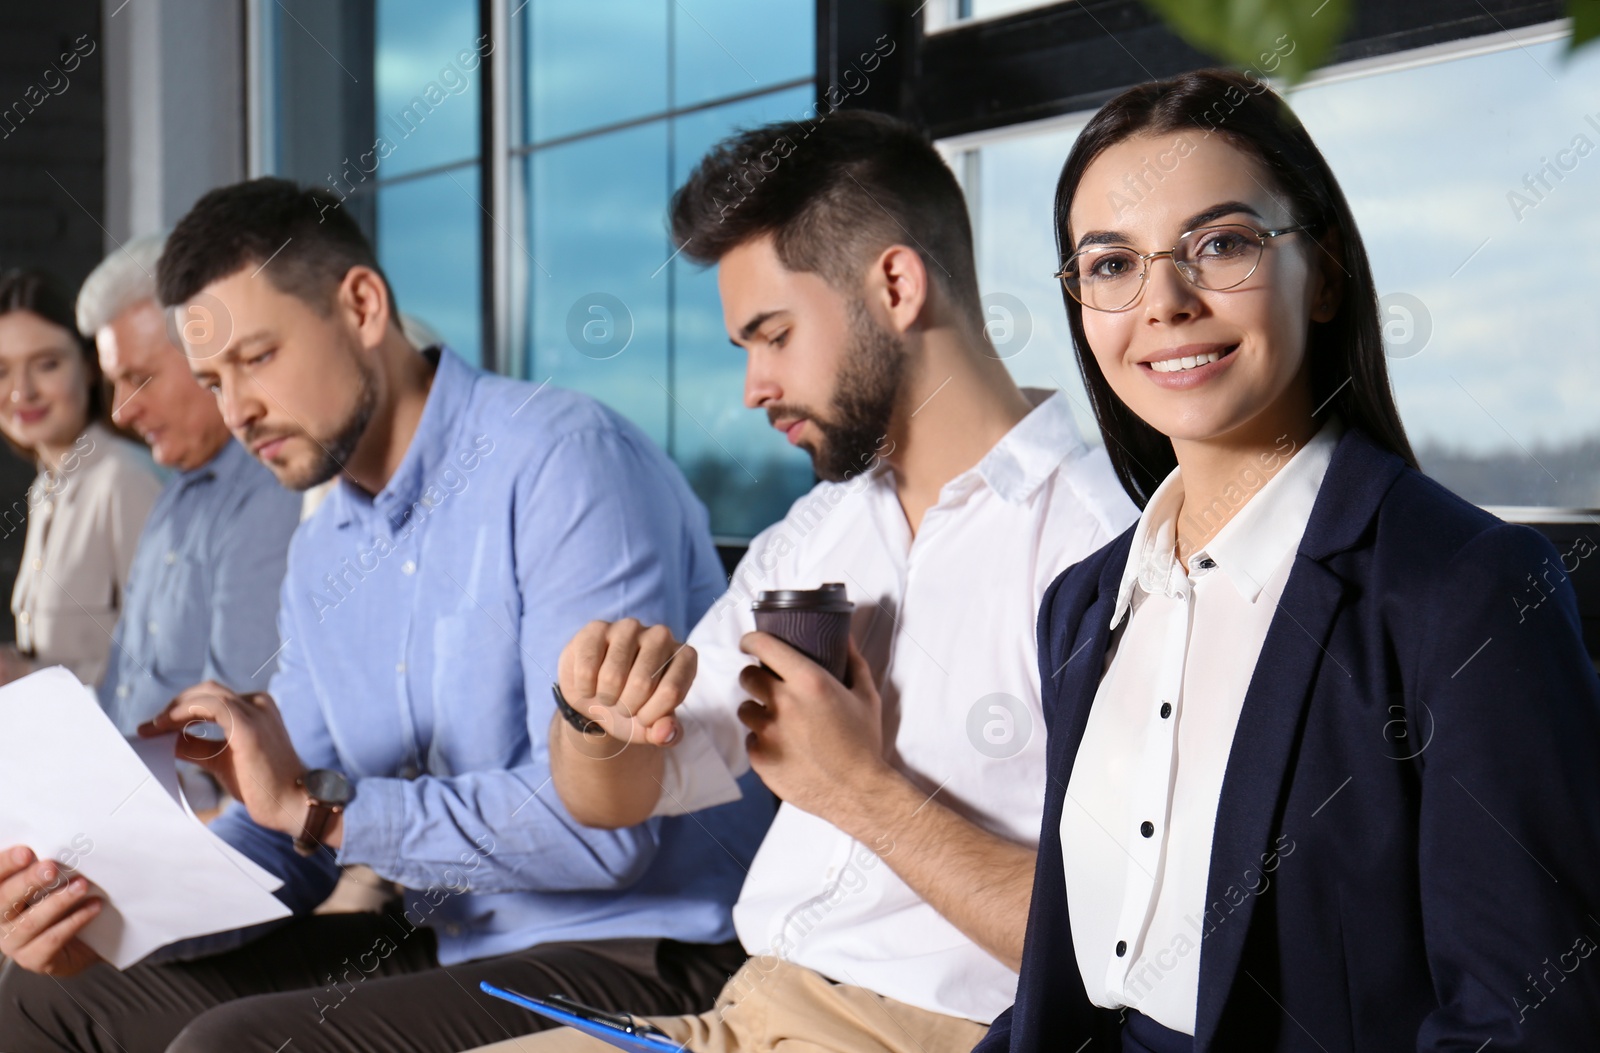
1136,342,1239,388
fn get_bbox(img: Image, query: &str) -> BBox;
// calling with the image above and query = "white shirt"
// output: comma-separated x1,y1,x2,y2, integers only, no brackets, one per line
1061,417,1344,1034
656,391,1136,1023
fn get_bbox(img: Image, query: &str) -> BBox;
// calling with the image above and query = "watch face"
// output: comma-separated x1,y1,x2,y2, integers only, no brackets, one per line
303,769,354,804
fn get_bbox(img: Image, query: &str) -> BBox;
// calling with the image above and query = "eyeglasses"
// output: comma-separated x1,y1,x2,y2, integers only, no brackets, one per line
1055,223,1308,313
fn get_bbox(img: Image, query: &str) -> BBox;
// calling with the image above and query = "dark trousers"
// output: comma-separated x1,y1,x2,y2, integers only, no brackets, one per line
0,911,745,1053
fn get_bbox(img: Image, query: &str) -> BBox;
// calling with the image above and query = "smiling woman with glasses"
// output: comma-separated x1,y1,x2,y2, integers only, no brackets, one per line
978,69,1600,1053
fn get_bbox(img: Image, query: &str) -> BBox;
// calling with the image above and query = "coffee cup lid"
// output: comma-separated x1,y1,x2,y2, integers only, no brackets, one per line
751,582,853,612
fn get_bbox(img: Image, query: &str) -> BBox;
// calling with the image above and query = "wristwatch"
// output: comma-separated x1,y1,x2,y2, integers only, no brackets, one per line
294,769,355,856
552,683,605,736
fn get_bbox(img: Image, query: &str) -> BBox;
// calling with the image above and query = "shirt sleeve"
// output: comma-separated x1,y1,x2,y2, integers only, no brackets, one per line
1414,523,1600,1047
334,425,714,895
106,456,162,609
651,530,785,817
202,482,300,692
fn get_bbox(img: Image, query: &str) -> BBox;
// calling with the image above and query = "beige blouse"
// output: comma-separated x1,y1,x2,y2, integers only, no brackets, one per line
12,422,162,686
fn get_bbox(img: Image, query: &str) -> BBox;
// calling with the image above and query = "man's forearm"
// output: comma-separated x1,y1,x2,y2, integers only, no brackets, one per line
547,712,667,829
831,768,1035,972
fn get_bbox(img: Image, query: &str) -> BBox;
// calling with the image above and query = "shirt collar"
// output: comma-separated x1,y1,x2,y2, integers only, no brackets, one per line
951,389,1087,506
330,346,473,532
1110,415,1345,626
1109,464,1188,625
1200,417,1344,602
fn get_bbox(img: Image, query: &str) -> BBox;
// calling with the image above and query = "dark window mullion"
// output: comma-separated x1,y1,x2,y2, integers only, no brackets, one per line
478,0,496,373
665,0,677,460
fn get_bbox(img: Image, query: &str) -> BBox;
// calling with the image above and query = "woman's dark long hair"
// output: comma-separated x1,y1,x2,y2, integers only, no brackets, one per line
1055,69,1417,507
0,268,109,460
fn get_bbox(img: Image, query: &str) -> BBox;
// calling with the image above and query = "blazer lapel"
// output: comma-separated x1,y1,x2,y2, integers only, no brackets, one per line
1029,534,1132,1045
1191,430,1405,1051
1045,536,1132,767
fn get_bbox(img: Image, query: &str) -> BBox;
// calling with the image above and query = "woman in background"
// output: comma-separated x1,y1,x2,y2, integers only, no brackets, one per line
0,269,161,687
980,70,1600,1052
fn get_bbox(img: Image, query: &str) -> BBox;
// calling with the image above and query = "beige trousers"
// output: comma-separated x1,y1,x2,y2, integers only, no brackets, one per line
466,957,990,1053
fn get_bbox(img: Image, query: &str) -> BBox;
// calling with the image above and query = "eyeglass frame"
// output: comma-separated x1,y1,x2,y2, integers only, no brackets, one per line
1053,223,1310,313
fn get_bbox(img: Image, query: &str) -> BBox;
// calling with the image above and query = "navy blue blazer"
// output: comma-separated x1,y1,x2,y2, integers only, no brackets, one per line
978,427,1600,1052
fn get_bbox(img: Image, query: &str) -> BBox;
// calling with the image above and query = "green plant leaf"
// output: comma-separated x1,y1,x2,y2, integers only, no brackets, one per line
1140,0,1351,85
1572,0,1600,52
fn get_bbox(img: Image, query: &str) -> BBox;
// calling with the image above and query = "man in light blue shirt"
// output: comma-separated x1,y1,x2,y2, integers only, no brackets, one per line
80,236,301,748
0,180,771,1053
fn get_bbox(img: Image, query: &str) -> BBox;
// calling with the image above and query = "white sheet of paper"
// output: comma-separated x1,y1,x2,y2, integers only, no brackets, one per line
124,734,284,894
0,667,291,968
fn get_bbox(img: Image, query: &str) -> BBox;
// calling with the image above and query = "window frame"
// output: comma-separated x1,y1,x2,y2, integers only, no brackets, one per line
824,0,1569,140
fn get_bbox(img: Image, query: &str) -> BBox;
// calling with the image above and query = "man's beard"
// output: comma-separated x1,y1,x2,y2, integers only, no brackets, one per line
281,360,378,492
792,299,905,483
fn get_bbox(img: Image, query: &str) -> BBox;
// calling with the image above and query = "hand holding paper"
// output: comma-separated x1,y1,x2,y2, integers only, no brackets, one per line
0,667,291,971
139,679,328,845
0,844,104,976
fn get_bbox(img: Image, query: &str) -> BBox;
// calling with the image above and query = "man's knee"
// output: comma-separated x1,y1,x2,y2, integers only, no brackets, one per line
168,998,283,1053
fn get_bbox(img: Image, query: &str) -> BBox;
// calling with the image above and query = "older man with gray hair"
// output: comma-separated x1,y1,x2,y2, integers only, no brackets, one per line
78,234,301,742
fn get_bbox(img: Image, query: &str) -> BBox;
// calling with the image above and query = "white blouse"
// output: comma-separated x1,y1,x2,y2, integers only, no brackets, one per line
12,422,162,686
1061,417,1343,1034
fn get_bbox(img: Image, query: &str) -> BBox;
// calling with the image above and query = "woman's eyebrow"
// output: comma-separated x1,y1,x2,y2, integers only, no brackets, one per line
1074,229,1130,250
1179,201,1266,231
1074,201,1268,251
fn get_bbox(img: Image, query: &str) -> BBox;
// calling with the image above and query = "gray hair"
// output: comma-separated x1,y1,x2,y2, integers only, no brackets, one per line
76,234,167,337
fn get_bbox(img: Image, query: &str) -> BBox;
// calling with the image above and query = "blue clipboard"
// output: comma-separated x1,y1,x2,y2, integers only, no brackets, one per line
479,983,686,1052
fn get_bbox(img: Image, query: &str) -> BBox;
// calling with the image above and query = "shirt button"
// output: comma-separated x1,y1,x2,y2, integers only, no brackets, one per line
29,558,41,570
1115,940,1127,957
17,612,29,625
165,550,178,565
116,683,130,698
1198,557,1217,570
1160,702,1172,719
396,662,406,674
148,621,158,634
401,560,417,575
1141,821,1155,838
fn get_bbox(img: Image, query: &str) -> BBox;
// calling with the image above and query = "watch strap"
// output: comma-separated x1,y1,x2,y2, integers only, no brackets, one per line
552,683,604,736
294,775,345,857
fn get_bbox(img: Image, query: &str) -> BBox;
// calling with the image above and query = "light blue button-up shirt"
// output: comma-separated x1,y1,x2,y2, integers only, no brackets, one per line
98,438,301,733
211,347,773,964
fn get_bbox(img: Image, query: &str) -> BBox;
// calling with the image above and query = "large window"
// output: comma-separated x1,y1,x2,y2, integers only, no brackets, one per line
942,23,1600,509
257,1,1592,528
512,2,817,539
255,0,820,539
259,0,487,366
